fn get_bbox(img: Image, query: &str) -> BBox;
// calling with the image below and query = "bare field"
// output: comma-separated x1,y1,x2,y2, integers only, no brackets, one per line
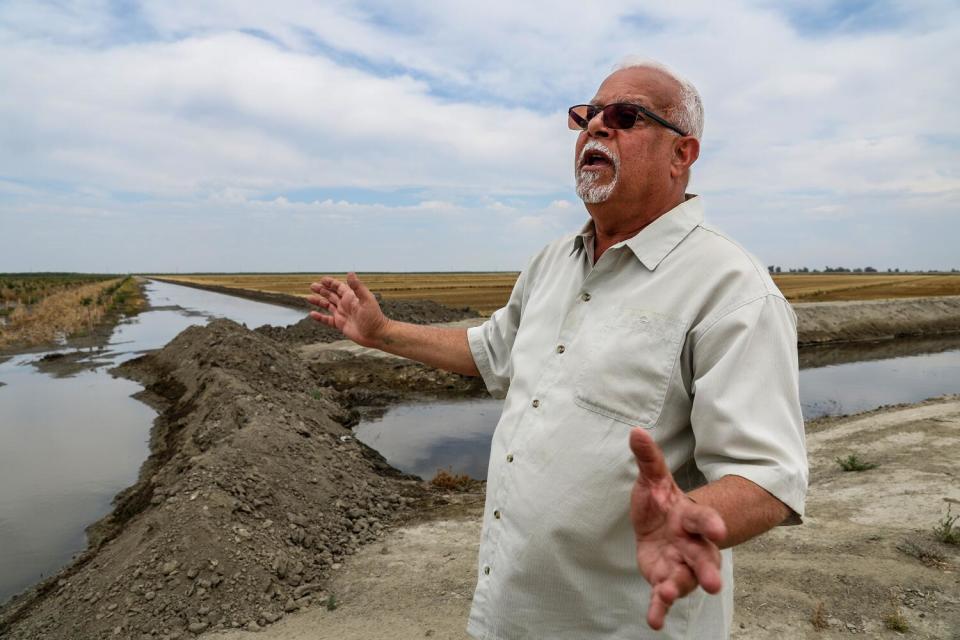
156,273,960,313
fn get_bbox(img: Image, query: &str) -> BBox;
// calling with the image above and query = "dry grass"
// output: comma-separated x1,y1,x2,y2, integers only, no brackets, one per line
154,273,960,315
810,601,828,631
882,595,909,632
429,467,477,492
0,277,143,349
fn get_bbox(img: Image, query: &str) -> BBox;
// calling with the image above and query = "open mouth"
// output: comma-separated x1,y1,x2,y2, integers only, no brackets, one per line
579,144,616,171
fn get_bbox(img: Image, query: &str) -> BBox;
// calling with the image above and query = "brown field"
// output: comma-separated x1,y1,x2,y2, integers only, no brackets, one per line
156,273,960,314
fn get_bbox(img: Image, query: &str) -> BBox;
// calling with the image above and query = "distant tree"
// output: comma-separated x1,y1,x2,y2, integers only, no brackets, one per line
864,266,877,273
894,268,900,273
775,266,781,274
768,265,775,274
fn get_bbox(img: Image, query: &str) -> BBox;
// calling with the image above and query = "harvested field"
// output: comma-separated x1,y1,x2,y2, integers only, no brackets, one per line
774,274,960,302
158,274,518,316
156,273,960,313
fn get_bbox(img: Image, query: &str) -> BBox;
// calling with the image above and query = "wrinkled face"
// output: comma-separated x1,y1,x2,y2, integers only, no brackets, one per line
574,67,681,206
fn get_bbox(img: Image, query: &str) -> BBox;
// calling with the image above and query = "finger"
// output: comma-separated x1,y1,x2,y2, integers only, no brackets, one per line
646,581,677,630
629,428,670,483
306,294,330,309
345,272,375,303
309,310,335,327
678,537,723,594
680,504,727,543
311,277,342,294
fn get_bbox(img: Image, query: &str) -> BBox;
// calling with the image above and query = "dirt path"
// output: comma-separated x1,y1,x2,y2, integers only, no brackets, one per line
209,398,960,640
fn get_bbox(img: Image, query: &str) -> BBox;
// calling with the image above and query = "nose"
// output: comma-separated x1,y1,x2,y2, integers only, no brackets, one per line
586,109,611,138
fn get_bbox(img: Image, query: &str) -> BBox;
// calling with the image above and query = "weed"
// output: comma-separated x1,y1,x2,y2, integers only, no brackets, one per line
882,596,908,632
933,505,960,545
325,594,337,611
810,601,828,631
896,537,945,566
835,454,878,472
430,467,475,491
310,389,325,401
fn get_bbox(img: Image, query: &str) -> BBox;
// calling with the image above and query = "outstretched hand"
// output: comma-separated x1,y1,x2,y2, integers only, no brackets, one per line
307,273,389,347
629,428,727,630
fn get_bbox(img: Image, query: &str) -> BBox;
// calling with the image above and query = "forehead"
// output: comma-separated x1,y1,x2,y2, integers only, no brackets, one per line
591,67,679,110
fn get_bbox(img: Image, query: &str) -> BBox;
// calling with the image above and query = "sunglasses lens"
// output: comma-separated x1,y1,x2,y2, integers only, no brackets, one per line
605,104,640,129
568,106,592,130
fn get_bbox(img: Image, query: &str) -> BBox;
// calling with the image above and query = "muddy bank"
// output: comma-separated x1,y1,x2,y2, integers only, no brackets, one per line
794,295,960,346
0,319,471,639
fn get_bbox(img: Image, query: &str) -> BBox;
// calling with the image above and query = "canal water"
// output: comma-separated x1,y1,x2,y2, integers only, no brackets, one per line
0,280,305,605
355,337,960,482
1,282,959,605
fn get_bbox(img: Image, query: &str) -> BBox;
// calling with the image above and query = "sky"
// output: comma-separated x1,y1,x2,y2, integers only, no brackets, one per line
0,0,957,273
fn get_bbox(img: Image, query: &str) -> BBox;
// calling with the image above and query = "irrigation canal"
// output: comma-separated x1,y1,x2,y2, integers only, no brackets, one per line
1,280,959,604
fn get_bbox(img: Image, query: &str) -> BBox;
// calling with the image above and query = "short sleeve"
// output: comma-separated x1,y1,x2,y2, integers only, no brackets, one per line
690,294,808,522
467,270,527,399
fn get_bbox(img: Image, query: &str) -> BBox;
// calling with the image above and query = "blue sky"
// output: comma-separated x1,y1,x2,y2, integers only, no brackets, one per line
0,0,957,272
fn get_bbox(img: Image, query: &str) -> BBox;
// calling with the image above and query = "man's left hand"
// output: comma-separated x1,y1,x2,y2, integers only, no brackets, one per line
629,427,727,630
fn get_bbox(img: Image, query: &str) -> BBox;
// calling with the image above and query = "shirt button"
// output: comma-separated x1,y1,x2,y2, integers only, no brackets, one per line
494,509,501,519
581,292,591,302
483,566,491,575
506,453,514,463
556,344,565,354
531,398,540,408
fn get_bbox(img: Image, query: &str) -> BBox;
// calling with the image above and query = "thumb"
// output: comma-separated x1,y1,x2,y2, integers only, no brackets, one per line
346,272,375,303
629,427,670,483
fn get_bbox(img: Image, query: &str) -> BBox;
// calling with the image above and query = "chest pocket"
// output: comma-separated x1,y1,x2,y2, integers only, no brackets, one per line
574,309,686,428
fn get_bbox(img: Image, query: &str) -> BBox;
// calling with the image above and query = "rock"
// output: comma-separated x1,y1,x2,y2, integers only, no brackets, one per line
187,621,208,634
161,561,179,576
145,591,156,601
283,598,299,613
293,583,322,599
245,621,262,632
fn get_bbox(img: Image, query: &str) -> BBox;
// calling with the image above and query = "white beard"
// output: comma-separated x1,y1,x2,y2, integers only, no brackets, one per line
575,140,620,204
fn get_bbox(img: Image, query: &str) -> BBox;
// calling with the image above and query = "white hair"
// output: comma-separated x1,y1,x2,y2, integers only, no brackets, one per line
613,57,704,140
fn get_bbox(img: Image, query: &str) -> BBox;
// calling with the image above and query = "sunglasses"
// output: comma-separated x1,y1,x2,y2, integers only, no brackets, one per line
568,103,687,137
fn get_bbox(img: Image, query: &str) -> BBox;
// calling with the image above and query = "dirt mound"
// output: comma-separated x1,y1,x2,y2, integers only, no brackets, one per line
0,319,430,640
794,295,960,345
255,296,479,346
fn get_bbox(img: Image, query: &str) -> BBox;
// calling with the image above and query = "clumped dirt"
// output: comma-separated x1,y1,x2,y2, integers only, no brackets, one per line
0,319,469,640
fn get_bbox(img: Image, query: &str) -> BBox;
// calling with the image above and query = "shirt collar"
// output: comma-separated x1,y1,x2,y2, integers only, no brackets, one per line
571,194,704,271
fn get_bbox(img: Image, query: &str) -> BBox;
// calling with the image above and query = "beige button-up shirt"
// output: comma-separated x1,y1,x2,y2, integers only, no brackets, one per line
465,196,807,640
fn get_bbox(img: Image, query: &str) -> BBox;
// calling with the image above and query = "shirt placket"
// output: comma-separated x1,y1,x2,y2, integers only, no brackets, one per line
478,252,601,585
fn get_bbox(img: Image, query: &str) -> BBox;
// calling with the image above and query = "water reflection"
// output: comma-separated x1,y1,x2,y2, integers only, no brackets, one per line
0,280,305,604
356,345,960,481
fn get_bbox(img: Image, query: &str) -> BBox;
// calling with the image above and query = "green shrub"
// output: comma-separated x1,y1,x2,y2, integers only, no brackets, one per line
835,454,878,472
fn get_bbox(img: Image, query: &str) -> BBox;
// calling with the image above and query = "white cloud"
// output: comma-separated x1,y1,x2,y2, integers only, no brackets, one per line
0,0,957,271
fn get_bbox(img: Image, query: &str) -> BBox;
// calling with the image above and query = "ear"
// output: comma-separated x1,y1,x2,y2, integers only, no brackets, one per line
671,136,700,179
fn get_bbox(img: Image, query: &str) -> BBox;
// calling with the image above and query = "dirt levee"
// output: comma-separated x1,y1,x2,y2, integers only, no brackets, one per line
0,319,429,639
255,297,478,347
794,295,960,345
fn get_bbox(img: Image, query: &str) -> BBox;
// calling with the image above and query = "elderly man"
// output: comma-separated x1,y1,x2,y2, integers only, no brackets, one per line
308,59,807,639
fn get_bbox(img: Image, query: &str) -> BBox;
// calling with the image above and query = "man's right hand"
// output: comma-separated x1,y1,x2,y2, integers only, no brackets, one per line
307,273,390,348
